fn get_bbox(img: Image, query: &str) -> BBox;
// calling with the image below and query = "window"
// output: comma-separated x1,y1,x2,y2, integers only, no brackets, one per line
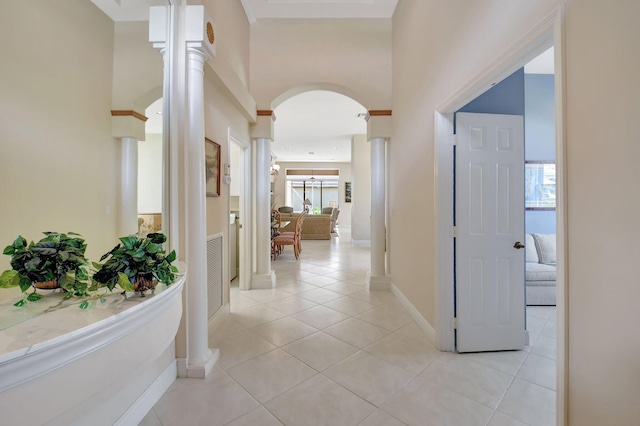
285,169,339,214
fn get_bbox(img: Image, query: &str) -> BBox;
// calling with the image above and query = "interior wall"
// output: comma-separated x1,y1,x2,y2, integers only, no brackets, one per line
112,20,164,111
351,135,371,242
0,0,118,267
392,0,640,423
525,73,556,234
272,161,353,227
249,18,392,108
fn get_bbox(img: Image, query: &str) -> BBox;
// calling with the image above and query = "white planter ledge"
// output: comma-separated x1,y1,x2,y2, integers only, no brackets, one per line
0,275,185,426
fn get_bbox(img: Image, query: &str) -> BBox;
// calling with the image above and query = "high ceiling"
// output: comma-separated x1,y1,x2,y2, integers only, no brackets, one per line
273,91,367,163
94,1,552,165
240,0,398,22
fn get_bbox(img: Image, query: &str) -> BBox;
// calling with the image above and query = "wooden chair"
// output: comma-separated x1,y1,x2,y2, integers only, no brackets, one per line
273,212,305,259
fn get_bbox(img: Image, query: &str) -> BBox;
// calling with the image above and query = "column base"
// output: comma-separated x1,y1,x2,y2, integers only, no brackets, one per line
251,271,276,289
366,273,392,291
176,348,219,379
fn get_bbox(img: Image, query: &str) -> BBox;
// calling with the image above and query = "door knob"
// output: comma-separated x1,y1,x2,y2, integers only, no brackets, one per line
513,241,525,249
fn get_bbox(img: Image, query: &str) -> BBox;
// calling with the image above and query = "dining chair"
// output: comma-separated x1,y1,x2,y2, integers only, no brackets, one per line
273,211,305,259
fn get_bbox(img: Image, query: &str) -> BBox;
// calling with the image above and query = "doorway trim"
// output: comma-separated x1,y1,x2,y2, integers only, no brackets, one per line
229,128,252,291
433,5,567,425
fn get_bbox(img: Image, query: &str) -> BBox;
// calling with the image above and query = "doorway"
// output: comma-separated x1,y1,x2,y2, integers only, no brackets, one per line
228,129,251,293
434,7,566,424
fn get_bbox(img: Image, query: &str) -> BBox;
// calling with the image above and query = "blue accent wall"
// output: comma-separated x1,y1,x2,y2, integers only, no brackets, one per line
525,74,556,234
454,69,556,235
456,67,525,131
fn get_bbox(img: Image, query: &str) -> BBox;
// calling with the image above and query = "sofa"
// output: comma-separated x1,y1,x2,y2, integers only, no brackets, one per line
526,233,556,305
279,212,332,240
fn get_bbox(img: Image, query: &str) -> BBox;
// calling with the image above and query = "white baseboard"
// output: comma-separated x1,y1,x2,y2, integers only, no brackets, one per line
366,273,392,291
208,304,230,330
115,360,176,426
391,283,437,344
352,240,371,247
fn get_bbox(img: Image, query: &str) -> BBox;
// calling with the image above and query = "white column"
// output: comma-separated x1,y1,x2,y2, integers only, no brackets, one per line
367,137,391,290
251,137,276,289
183,46,217,377
120,137,139,236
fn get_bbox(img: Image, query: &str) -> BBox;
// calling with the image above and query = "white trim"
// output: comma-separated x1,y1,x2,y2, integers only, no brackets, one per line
0,277,185,392
176,357,187,378
433,112,456,352
391,283,436,343
433,5,566,425
184,349,219,378
228,128,252,292
114,360,177,426
208,303,230,330
351,240,371,247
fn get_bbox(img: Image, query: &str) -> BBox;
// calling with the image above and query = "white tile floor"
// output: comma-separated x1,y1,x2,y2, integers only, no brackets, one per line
141,228,556,426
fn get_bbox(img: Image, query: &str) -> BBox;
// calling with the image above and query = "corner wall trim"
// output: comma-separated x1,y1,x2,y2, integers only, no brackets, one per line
111,110,148,122
391,283,437,344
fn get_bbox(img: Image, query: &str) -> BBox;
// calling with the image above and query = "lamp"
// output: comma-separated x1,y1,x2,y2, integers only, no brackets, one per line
303,198,312,213
329,201,337,208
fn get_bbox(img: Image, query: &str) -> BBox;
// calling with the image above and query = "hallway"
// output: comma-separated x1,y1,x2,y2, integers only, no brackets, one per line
141,229,556,426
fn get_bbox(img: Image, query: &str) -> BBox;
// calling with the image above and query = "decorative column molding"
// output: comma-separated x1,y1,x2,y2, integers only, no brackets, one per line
150,4,219,379
250,112,276,289
110,112,147,237
366,110,392,291
119,137,139,237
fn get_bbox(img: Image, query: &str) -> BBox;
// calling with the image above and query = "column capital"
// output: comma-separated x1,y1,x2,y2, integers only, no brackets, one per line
185,6,216,60
366,110,392,140
111,111,147,140
251,111,275,140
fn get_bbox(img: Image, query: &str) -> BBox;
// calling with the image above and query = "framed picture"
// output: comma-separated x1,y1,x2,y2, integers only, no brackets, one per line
345,182,352,203
205,138,220,197
525,161,556,210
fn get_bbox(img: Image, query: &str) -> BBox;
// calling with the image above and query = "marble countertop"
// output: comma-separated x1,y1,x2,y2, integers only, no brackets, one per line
0,279,183,362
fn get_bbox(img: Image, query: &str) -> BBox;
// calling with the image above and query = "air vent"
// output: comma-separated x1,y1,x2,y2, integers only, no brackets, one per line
207,233,224,319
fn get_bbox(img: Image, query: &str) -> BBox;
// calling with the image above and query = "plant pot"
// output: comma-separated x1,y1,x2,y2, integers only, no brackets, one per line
34,279,59,290
133,276,158,297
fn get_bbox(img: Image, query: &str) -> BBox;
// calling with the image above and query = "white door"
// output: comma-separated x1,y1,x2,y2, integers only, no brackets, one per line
456,112,526,352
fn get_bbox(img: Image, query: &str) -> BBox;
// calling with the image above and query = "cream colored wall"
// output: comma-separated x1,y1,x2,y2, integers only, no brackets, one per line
272,161,352,227
0,0,118,268
392,0,640,423
202,0,250,89
204,70,251,240
112,21,164,111
351,135,371,242
249,19,392,108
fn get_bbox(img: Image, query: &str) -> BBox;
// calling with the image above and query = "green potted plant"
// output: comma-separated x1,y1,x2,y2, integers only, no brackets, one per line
0,232,95,307
93,232,177,297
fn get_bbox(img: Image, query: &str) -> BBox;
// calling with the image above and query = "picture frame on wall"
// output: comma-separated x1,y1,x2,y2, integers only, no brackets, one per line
205,138,220,197
525,161,556,210
345,182,352,203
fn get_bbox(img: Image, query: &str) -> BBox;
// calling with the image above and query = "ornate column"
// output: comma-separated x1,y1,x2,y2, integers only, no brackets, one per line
110,111,147,237
150,5,219,378
366,111,393,290
182,7,219,378
251,111,276,289
120,137,139,236
370,137,386,277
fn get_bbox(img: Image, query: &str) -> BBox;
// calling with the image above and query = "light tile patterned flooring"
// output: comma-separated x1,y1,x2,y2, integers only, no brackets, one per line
141,228,557,426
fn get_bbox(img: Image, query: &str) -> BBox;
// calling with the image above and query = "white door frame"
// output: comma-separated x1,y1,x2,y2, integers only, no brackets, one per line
433,6,567,425
229,128,252,292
